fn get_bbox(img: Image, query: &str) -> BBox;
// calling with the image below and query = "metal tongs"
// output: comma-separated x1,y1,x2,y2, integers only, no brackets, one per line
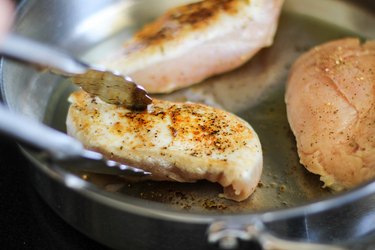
0,33,152,176
0,33,152,110
0,103,151,176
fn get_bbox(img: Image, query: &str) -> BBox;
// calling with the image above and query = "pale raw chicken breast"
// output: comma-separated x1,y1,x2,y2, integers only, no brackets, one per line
101,0,284,93
286,38,375,191
67,90,263,201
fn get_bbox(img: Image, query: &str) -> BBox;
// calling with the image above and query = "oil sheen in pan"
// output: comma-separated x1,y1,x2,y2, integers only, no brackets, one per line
45,9,361,214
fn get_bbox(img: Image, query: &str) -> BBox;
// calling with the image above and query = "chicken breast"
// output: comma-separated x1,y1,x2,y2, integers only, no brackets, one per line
101,0,284,93
66,90,263,201
285,38,375,191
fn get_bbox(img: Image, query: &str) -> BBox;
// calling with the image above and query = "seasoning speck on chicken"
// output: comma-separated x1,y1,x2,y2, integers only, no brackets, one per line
67,90,263,201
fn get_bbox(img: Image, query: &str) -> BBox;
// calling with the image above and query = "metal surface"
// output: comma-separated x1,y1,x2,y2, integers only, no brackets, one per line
1,0,375,249
1,33,152,110
208,220,345,250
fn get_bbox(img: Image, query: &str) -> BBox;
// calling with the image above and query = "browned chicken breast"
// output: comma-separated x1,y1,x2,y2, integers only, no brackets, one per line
101,0,284,93
66,90,263,201
286,38,375,191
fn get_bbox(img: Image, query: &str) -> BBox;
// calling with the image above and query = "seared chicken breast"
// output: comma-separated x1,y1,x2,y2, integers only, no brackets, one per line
101,0,284,93
286,38,375,191
67,90,262,201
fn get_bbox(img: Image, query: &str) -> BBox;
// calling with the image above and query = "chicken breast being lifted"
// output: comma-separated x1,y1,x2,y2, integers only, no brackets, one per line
286,38,375,191
101,0,284,93
67,90,262,201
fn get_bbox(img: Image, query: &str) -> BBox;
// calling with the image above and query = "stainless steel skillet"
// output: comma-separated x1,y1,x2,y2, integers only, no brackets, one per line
2,0,375,249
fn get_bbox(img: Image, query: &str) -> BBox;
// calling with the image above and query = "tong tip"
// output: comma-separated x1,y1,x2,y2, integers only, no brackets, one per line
72,69,153,111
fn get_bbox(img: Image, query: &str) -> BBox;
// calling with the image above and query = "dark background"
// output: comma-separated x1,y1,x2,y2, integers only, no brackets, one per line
0,0,374,249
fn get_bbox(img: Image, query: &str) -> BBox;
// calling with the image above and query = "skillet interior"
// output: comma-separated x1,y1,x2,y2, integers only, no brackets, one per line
41,0,373,214
3,0,375,215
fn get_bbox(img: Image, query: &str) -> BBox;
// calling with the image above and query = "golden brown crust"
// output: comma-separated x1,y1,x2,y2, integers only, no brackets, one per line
68,91,254,160
125,0,249,54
